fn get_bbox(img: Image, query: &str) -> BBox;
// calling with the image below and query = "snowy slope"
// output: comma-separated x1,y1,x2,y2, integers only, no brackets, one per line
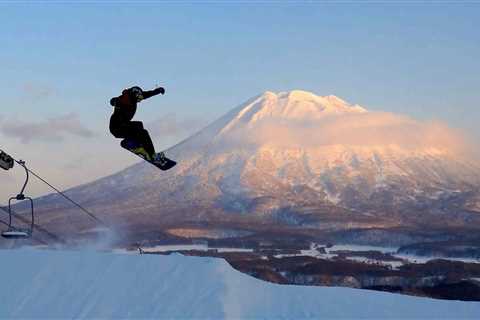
0,249,479,319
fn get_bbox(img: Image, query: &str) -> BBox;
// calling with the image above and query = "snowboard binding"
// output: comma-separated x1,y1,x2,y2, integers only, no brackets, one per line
120,139,176,171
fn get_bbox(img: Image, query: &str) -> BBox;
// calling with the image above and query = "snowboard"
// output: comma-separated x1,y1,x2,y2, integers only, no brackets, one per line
120,139,176,171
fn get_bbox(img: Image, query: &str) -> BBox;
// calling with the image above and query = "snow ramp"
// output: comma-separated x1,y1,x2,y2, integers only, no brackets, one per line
0,249,479,319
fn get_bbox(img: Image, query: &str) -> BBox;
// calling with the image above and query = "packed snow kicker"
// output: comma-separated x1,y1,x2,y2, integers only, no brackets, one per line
0,249,479,319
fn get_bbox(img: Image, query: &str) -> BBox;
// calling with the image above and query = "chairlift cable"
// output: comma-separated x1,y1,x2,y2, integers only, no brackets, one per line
12,159,107,227
2,148,108,228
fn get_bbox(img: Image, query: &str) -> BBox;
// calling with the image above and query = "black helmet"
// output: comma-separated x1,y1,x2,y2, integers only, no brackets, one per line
130,86,144,102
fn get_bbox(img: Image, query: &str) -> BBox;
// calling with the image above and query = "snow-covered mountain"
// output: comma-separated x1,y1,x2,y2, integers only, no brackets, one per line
1,249,479,318
22,90,480,242
166,90,479,210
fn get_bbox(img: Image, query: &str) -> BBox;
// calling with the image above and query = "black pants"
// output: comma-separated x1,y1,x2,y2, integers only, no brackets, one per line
109,117,155,157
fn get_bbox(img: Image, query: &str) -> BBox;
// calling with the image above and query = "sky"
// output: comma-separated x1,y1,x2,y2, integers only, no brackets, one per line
0,2,479,200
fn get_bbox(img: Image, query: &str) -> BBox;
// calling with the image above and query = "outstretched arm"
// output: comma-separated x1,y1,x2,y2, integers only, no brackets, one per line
142,87,165,100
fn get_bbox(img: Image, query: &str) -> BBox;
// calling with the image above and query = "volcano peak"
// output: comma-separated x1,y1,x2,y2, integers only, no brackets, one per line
219,90,367,134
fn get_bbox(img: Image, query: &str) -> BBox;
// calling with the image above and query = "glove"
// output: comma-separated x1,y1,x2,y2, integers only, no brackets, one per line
155,87,165,95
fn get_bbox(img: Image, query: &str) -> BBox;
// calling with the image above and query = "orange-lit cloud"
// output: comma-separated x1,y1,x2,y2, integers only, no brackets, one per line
222,111,477,159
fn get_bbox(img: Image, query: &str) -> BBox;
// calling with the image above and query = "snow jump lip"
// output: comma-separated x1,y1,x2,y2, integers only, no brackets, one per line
0,249,479,319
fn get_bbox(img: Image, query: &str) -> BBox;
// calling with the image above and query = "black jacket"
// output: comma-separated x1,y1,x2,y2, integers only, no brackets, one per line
110,87,163,123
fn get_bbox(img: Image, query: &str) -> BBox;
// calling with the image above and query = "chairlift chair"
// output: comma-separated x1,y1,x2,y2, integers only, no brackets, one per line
1,159,34,239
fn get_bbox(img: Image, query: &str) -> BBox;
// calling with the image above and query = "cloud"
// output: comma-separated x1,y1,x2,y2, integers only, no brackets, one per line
222,111,477,159
0,113,95,144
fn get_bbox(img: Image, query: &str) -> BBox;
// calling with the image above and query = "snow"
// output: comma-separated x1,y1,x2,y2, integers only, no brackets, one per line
395,253,480,264
141,244,209,252
271,243,480,268
215,247,253,253
1,249,479,319
328,244,397,254
218,90,368,136
140,244,253,254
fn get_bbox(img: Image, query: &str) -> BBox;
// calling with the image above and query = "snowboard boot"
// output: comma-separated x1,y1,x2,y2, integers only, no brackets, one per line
132,147,153,161
121,139,153,161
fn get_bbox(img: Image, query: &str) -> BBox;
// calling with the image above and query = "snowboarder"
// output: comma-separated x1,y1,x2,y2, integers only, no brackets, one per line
109,86,176,170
